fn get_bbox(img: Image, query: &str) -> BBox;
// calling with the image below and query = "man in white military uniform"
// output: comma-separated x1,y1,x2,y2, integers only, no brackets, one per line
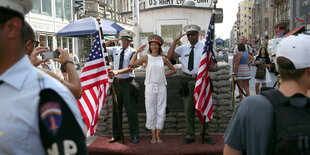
0,0,86,154
105,30,140,144
168,24,216,145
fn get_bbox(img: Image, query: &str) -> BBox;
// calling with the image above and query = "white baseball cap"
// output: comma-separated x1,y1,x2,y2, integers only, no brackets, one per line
276,34,310,69
0,0,32,15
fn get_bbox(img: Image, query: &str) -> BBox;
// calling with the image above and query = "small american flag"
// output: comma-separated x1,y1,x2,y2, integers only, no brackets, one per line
194,16,214,124
77,33,110,136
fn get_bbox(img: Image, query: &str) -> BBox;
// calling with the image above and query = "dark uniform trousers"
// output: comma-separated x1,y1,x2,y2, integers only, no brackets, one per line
184,79,211,140
112,79,139,138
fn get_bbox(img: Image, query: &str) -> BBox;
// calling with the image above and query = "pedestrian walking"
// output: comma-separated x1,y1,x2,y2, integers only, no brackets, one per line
105,30,140,144
167,24,216,145
233,43,253,102
254,46,271,94
224,34,310,155
233,36,253,99
130,34,176,144
0,0,87,154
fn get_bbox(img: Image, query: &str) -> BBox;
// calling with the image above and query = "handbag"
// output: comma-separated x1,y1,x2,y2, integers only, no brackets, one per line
255,63,266,80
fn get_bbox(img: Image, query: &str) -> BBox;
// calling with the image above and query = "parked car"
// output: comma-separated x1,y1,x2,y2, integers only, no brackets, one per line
267,38,282,73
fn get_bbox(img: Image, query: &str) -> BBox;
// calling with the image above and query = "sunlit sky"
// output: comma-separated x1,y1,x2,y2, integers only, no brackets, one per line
215,0,242,40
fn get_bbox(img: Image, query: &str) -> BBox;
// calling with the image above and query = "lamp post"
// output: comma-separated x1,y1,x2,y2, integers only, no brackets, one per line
132,0,141,49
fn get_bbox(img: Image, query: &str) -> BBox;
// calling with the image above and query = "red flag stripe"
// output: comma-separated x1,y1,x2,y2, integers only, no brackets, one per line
80,70,107,82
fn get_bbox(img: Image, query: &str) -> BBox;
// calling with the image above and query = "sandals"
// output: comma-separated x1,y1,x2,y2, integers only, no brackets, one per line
151,139,157,144
156,138,163,144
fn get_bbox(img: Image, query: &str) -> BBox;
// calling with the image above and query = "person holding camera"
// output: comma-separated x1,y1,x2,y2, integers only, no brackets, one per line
130,34,176,144
254,46,271,94
23,22,82,99
105,30,140,144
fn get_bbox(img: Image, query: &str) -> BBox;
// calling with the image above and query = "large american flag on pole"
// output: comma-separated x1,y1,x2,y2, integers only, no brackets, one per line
194,16,214,124
77,33,110,136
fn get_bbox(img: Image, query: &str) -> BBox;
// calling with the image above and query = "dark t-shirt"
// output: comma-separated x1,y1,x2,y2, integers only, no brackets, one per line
255,56,271,64
224,95,274,155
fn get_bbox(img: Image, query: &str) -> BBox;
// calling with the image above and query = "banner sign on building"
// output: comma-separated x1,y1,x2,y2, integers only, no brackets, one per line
145,0,212,8
74,0,85,13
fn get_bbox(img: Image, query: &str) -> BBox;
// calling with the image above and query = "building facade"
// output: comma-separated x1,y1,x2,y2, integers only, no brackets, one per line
120,0,223,54
290,0,310,30
25,0,75,55
239,0,254,39
271,0,290,38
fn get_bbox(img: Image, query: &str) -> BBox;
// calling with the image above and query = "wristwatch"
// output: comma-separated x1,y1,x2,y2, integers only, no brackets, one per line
63,59,74,66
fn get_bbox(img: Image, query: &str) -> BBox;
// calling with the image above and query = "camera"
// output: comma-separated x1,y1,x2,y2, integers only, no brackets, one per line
41,50,60,59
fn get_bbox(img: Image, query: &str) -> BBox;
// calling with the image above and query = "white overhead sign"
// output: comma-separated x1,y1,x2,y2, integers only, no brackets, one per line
145,0,212,9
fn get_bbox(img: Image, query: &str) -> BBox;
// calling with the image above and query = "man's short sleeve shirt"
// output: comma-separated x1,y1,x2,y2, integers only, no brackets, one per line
107,46,135,79
0,56,83,155
224,95,274,155
175,41,204,75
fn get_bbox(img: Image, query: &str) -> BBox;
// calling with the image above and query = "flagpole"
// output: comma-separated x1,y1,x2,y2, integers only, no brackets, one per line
202,0,218,144
96,18,125,144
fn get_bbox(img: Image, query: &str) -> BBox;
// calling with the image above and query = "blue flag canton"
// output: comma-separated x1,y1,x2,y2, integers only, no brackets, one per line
87,34,103,62
204,16,214,53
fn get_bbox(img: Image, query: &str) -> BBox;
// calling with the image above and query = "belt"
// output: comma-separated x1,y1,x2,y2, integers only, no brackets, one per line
183,73,197,79
114,77,133,82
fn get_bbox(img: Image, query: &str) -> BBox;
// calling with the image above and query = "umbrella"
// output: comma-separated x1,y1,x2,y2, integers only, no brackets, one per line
55,17,124,37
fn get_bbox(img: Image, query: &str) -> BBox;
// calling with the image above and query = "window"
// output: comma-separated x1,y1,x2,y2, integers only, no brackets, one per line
55,0,63,18
265,18,269,28
64,0,72,20
265,0,269,12
31,0,52,16
48,36,53,50
32,0,41,13
161,25,183,41
42,0,52,16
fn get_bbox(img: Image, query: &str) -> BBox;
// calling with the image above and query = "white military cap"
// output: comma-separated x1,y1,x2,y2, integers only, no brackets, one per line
0,0,33,15
119,30,136,41
183,24,201,34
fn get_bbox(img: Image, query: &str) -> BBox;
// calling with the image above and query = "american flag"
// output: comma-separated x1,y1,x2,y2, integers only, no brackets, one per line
194,16,214,124
77,33,110,136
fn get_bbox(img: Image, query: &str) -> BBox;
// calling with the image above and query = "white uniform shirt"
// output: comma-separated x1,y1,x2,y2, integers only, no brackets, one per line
0,56,84,155
175,41,204,75
107,46,136,79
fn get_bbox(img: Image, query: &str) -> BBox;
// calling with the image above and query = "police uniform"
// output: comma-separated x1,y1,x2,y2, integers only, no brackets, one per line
0,1,86,154
106,30,139,142
175,24,212,142
0,56,84,154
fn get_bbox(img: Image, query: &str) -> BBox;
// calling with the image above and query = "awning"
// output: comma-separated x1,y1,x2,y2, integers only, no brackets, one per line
283,26,305,38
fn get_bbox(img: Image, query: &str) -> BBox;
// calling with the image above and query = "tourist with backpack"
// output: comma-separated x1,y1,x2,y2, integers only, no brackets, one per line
223,34,310,155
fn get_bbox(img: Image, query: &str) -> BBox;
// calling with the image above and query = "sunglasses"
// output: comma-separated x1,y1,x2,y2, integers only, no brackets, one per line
25,40,39,47
187,33,197,37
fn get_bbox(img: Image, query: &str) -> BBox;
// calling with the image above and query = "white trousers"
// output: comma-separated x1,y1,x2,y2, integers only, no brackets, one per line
145,83,167,130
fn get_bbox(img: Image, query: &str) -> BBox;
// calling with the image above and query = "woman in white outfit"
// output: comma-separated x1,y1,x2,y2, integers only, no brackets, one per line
129,34,176,144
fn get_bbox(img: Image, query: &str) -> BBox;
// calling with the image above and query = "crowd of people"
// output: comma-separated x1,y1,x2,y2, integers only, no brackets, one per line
1,0,310,154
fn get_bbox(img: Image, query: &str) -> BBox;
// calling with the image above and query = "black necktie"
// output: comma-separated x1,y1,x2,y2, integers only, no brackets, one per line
188,46,194,71
0,81,3,85
119,48,125,70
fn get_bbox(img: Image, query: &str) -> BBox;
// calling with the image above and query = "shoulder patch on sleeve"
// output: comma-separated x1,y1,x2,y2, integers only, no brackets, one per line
39,102,62,135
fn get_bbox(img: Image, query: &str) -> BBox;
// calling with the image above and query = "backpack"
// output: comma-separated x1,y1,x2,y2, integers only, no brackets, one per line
261,89,310,155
